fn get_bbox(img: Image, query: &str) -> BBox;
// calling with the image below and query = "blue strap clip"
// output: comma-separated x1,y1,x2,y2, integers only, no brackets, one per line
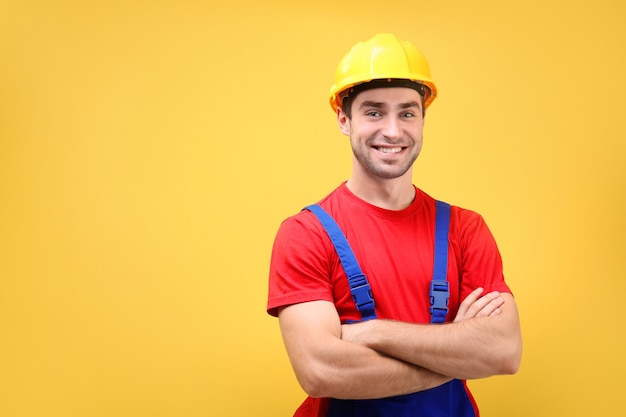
429,279,450,323
348,274,375,316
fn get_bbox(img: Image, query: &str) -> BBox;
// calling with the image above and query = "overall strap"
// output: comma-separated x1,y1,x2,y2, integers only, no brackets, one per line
303,204,377,321
430,200,451,323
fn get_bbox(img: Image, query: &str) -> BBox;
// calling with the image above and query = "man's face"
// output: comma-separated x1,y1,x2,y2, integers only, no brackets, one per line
338,87,425,181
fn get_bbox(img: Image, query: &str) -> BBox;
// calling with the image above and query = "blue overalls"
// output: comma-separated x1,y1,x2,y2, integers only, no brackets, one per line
304,201,477,417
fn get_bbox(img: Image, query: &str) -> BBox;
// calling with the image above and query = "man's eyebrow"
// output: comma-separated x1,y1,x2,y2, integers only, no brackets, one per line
400,101,421,109
359,100,422,110
359,100,385,109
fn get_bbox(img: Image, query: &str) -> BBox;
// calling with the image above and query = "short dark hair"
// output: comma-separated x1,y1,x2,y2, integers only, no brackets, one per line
340,79,430,119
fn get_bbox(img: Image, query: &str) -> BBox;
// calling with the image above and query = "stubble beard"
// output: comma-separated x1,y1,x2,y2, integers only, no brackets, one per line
350,139,421,180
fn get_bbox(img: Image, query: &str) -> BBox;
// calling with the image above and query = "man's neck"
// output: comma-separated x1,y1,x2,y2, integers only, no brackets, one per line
345,176,416,211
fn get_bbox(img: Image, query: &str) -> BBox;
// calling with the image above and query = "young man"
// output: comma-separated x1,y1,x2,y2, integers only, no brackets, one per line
267,33,522,417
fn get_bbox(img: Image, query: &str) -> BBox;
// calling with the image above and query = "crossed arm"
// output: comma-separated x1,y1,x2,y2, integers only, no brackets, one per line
278,288,522,400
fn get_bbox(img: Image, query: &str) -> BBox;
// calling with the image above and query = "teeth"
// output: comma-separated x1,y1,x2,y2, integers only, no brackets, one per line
378,147,402,153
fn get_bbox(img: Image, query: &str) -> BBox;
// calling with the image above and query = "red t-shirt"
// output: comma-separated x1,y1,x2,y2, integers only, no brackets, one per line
267,183,510,417
268,183,510,323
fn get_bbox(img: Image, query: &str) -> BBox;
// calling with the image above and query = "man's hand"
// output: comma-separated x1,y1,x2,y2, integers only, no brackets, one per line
453,287,504,323
341,318,376,346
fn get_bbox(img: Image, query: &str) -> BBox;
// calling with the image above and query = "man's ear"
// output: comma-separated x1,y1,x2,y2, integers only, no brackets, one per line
337,108,350,136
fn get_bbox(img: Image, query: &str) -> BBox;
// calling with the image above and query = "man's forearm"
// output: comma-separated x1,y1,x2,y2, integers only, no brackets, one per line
341,294,522,380
297,341,452,399
279,300,452,400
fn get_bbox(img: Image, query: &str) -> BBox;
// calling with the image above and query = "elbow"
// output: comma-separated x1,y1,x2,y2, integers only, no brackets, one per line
497,339,523,375
498,355,521,375
507,344,523,375
296,367,334,398
299,377,325,399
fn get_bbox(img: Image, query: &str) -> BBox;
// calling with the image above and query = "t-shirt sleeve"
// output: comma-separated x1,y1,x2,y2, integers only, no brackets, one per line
456,209,512,300
267,212,336,317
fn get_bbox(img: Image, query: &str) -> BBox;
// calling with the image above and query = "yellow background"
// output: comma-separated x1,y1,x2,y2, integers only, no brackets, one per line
1,1,625,416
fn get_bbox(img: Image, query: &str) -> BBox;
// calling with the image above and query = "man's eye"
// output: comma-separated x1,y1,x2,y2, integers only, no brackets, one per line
366,110,381,117
401,112,415,118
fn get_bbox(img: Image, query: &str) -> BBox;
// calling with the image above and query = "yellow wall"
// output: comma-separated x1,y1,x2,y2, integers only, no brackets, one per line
1,1,625,416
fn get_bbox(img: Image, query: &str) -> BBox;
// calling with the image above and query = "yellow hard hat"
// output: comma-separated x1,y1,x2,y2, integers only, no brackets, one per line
329,33,437,112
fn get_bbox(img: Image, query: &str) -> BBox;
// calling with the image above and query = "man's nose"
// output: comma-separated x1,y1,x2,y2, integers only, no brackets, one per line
381,116,402,139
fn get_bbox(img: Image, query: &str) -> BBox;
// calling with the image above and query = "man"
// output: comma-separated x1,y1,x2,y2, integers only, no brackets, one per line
267,33,522,417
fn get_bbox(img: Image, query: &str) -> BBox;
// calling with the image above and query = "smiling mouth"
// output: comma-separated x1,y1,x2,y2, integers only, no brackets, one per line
375,146,404,154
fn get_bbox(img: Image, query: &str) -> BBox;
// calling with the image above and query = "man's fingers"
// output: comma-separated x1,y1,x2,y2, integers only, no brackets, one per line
455,289,505,322
474,293,504,317
455,287,484,321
